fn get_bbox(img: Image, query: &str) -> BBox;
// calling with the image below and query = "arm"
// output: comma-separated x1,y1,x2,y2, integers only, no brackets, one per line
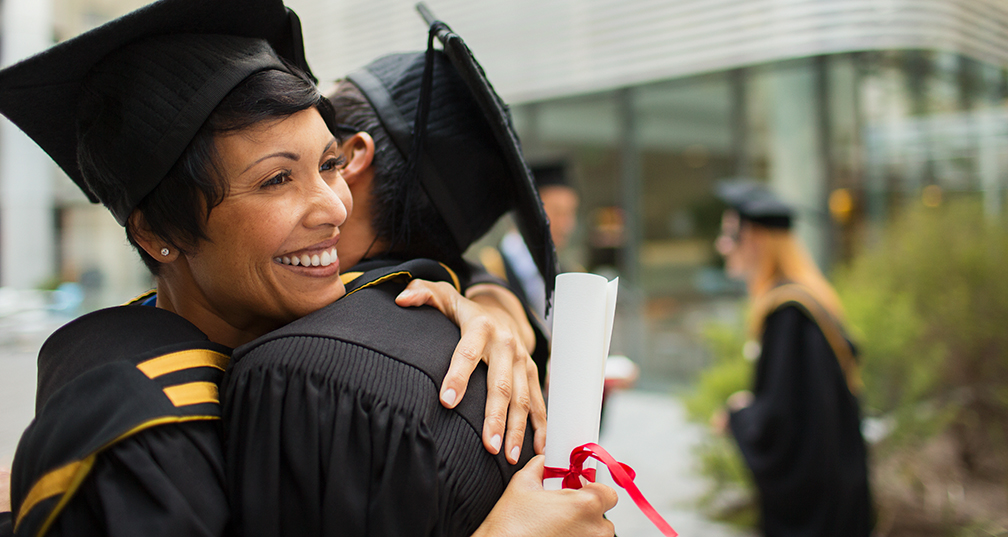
471,456,617,537
397,279,548,462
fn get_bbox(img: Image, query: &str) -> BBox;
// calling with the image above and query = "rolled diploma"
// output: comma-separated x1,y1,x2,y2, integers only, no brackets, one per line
543,272,618,490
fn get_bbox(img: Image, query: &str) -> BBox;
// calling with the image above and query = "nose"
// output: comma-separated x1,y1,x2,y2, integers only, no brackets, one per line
303,173,348,229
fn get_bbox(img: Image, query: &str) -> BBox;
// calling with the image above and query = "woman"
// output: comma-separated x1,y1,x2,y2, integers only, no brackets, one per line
0,0,615,535
713,180,872,537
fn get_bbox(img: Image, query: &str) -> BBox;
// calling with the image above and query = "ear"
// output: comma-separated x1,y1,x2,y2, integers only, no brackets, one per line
340,132,375,186
127,210,180,263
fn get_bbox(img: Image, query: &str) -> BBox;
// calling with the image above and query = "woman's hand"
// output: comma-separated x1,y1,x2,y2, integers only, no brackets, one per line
396,279,546,463
471,456,617,537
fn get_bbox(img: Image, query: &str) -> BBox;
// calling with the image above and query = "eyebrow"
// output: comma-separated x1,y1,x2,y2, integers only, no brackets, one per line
240,137,339,174
242,151,298,174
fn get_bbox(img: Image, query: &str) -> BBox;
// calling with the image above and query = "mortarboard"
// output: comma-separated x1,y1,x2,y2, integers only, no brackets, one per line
0,0,314,225
531,162,570,190
346,4,559,310
716,178,794,229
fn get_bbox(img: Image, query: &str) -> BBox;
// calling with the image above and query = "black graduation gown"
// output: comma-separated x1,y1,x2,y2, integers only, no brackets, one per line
729,286,872,537
8,301,231,537
222,258,535,537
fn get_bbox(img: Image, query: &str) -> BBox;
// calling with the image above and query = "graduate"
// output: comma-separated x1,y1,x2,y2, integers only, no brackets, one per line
0,1,595,535
222,17,617,537
713,180,873,537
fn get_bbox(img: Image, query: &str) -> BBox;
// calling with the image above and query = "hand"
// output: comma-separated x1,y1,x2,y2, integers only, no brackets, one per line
471,456,617,537
397,279,547,462
1,466,10,512
726,390,754,411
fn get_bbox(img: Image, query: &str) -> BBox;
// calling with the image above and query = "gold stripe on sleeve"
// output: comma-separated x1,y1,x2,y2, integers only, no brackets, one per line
162,382,219,407
17,413,220,536
437,262,461,292
136,349,230,379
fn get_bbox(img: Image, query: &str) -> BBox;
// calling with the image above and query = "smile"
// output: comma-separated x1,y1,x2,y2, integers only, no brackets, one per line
275,247,338,267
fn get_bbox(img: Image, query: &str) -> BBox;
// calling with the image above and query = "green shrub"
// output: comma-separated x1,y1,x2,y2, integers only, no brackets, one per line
835,199,1008,449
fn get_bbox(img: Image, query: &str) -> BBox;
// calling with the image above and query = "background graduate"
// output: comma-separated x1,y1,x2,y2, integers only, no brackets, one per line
712,180,873,537
223,16,618,537
0,0,565,534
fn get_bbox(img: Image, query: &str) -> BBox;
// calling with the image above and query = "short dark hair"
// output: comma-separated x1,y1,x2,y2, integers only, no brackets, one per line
78,62,333,275
326,80,466,275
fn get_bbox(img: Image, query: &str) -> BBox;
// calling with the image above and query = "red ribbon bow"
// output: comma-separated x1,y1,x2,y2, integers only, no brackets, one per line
544,442,678,537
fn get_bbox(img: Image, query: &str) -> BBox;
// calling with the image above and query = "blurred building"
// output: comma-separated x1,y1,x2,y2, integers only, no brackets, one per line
289,0,1007,382
1,0,1006,381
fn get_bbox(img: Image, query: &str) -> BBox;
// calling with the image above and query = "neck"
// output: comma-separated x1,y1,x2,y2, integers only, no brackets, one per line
154,272,278,349
341,181,386,269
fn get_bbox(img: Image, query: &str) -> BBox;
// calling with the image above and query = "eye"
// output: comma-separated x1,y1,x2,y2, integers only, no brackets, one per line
320,155,347,172
260,171,291,189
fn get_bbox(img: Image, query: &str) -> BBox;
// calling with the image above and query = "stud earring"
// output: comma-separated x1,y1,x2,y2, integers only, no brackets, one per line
160,247,170,257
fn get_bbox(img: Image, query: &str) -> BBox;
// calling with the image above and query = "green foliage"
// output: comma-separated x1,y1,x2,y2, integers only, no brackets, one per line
835,199,1008,446
684,321,751,422
683,314,758,526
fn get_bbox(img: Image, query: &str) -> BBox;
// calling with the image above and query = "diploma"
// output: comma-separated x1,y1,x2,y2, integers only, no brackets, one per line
543,272,618,490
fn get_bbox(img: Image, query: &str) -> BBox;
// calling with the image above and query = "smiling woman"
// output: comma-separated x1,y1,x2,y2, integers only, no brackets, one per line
151,107,352,348
0,0,571,536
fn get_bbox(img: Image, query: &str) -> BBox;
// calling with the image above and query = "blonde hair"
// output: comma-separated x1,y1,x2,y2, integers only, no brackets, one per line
745,226,845,336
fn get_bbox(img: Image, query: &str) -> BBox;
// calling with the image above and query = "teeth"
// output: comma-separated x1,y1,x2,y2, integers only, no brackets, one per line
277,247,337,267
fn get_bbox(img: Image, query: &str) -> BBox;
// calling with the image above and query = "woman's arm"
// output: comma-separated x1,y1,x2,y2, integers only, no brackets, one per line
396,279,547,462
471,456,617,537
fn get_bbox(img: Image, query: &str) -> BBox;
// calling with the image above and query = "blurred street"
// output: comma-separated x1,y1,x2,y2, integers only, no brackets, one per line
0,315,752,537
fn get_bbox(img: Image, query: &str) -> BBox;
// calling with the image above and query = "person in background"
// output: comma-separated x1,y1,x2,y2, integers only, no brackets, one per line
479,163,579,388
712,179,872,537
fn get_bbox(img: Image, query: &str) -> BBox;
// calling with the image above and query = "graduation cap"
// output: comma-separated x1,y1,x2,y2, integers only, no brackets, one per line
346,4,559,310
0,0,314,225
531,162,570,190
715,179,794,229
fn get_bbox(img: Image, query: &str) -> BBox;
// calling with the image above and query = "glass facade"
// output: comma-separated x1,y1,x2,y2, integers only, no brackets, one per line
511,52,1008,385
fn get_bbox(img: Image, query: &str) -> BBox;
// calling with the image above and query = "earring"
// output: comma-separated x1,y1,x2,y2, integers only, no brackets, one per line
160,247,170,257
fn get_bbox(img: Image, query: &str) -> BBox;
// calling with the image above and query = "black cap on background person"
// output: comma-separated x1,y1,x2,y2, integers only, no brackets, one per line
716,179,794,229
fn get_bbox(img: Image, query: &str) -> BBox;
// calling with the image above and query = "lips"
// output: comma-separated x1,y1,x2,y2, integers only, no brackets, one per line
275,246,338,267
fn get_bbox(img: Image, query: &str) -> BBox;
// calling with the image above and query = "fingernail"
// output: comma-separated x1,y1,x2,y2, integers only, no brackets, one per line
491,434,502,451
510,446,520,462
441,388,457,407
397,289,413,300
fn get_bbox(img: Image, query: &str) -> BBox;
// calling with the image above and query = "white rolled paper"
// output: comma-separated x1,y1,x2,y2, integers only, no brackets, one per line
543,272,618,490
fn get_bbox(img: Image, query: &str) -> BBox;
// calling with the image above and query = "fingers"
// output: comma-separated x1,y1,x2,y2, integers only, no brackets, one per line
512,454,546,485
441,324,485,409
482,335,512,455
526,359,548,455
503,355,532,464
580,482,620,513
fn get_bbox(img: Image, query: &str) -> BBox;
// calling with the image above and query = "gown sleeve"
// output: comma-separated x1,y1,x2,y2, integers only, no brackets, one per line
44,421,229,537
224,339,443,537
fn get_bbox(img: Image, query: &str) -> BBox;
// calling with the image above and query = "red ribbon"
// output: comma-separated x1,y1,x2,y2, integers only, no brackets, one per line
544,442,678,537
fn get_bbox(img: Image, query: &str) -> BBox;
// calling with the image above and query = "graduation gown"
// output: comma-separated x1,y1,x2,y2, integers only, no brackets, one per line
223,258,535,537
729,284,872,537
8,299,231,537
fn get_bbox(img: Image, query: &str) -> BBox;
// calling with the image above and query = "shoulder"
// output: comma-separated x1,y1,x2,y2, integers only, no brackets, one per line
13,306,229,537
229,257,465,407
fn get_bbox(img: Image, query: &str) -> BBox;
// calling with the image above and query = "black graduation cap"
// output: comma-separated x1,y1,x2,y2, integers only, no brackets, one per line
0,0,313,225
346,4,559,310
715,179,794,229
531,162,570,190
